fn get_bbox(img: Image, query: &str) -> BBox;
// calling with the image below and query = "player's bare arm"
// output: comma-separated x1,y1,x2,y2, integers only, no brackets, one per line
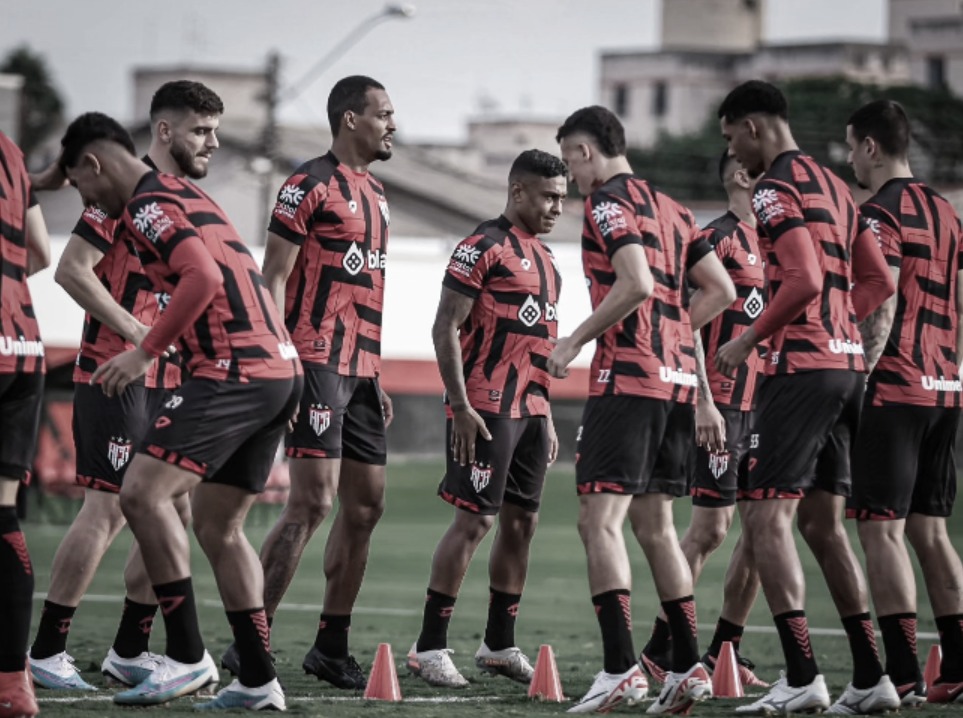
24,204,51,276
28,160,68,192
432,285,491,466
687,251,736,330
548,243,652,378
693,331,726,453
261,232,300,311
857,266,899,371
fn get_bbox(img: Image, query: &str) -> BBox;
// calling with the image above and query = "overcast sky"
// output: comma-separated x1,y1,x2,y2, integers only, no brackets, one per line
2,0,887,142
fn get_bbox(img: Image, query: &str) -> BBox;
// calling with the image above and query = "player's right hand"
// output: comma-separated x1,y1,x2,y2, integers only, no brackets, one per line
129,322,175,358
695,397,726,454
451,406,491,466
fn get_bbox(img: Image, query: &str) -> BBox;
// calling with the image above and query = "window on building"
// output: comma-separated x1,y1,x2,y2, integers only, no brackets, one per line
928,55,947,89
614,84,629,117
652,81,667,118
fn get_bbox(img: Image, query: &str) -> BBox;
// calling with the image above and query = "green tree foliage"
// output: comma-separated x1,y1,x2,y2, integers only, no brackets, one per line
629,77,963,201
1,45,64,160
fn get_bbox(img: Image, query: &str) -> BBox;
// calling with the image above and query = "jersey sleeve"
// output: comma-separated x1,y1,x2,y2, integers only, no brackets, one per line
859,204,902,269
124,194,200,263
585,188,651,258
442,234,501,299
71,207,114,254
751,179,806,242
266,172,328,246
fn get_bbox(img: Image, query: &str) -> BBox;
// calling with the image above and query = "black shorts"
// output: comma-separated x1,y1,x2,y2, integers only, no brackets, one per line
438,416,550,515
690,408,753,508
576,396,694,497
141,376,303,493
849,404,960,519
285,367,386,465
73,382,170,493
743,370,863,500
0,371,44,482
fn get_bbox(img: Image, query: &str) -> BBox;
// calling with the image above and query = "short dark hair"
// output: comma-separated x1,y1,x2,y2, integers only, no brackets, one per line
847,99,910,158
717,80,788,122
59,112,136,171
555,106,626,158
327,75,385,136
718,150,737,183
509,149,567,183
149,80,224,120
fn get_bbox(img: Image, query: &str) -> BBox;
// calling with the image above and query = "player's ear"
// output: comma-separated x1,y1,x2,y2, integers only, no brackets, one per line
734,168,750,189
344,110,357,132
81,152,102,176
746,118,758,140
155,118,172,144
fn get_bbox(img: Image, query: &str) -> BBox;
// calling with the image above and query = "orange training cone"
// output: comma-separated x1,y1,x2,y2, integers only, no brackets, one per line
528,644,565,702
711,641,744,698
923,643,942,689
364,642,402,701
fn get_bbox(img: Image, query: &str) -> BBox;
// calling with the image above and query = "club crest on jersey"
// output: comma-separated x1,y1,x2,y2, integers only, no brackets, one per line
470,461,492,493
378,198,390,224
708,452,730,480
590,201,626,237
348,200,358,214
107,437,132,471
309,404,332,436
744,287,764,319
133,202,174,244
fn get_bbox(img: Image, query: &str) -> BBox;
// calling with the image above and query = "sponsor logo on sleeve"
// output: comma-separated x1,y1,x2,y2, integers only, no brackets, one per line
154,291,172,313
448,242,482,278
274,183,306,220
590,201,627,237
83,206,108,224
752,188,785,225
378,198,390,225
133,202,174,244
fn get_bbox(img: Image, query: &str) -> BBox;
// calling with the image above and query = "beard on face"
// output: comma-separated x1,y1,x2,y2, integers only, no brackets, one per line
171,140,209,179
374,148,392,161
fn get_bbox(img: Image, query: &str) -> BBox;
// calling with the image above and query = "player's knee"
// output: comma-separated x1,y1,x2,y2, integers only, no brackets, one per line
343,496,385,534
688,520,729,554
798,514,844,554
906,516,948,554
454,513,495,545
504,510,538,544
118,487,150,523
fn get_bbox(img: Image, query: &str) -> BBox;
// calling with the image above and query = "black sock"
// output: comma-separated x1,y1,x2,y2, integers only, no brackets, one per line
593,589,636,675
484,588,521,651
662,595,700,672
154,577,204,664
30,600,76,659
0,507,33,672
417,589,456,652
842,613,884,689
707,617,745,660
227,608,276,687
314,614,350,658
935,614,963,682
643,616,672,659
878,613,921,686
112,598,157,658
774,610,819,687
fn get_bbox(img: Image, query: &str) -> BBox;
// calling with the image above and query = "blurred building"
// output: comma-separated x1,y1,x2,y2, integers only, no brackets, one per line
889,0,963,94
0,73,23,140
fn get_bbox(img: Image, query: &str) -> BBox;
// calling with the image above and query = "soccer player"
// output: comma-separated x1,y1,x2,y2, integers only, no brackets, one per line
28,80,223,692
549,105,736,715
845,99,963,706
406,149,566,688
59,112,302,710
640,151,767,690
715,80,899,715
0,129,51,718
227,75,394,689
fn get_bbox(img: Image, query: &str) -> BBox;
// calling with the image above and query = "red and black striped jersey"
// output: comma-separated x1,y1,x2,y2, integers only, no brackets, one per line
71,205,180,389
862,178,963,408
752,151,867,375
268,152,388,378
442,215,561,418
120,171,300,382
581,174,712,402
0,131,43,374
697,211,765,410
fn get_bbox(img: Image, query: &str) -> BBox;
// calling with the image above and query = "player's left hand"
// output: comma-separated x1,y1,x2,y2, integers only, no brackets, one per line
381,390,394,427
29,160,68,191
715,334,753,379
548,336,581,378
547,417,559,465
696,397,727,454
90,347,153,397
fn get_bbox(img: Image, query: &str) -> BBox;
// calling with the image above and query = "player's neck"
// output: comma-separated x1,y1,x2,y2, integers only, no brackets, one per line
329,138,372,174
597,156,634,186
868,160,913,194
114,155,154,204
145,143,186,178
728,195,755,226
503,207,536,237
761,124,798,171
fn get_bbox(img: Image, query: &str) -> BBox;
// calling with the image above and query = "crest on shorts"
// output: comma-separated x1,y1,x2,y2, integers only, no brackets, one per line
309,404,332,436
708,452,730,480
470,461,492,493
107,436,132,472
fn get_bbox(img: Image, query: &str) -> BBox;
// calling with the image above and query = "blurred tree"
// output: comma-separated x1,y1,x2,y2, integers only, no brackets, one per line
1,45,64,160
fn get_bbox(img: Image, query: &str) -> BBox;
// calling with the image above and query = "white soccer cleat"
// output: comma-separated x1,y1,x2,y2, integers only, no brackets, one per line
567,665,648,713
827,675,900,714
29,651,97,691
112,651,218,705
735,672,831,715
647,662,712,714
406,642,469,688
101,648,163,687
474,642,534,684
194,678,287,711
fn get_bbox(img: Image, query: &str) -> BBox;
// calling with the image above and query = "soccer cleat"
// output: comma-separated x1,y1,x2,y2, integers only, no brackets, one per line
894,679,926,707
827,675,900,714
735,672,831,715
101,647,163,687
639,650,670,685
112,651,218,705
567,665,647,713
302,646,366,690
28,651,97,690
702,649,769,688
407,642,469,688
927,679,963,703
195,678,287,711
220,643,241,677
474,642,534,684
0,669,38,718
647,662,712,714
